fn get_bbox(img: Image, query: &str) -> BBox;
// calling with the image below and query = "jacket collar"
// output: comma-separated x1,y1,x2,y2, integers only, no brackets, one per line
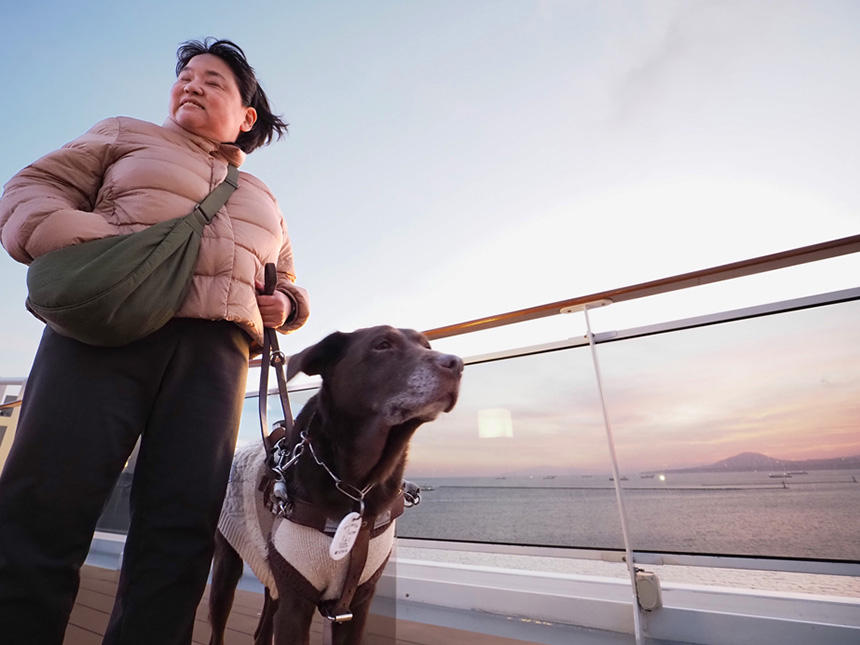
162,116,247,167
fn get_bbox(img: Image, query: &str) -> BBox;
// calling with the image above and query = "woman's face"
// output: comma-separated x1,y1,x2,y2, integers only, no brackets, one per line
169,53,256,144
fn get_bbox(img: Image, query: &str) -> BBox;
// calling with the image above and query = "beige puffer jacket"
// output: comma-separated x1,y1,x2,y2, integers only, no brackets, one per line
0,116,309,346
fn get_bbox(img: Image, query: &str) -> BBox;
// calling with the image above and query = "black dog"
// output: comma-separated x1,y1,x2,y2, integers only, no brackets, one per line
209,326,463,645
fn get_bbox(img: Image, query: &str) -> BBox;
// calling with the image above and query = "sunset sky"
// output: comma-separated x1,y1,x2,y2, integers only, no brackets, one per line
401,299,860,476
2,2,858,475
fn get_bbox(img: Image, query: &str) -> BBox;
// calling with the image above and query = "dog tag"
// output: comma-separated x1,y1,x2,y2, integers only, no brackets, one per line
330,512,362,560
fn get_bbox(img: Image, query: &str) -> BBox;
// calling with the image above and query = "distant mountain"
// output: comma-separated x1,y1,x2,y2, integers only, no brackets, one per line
659,452,860,474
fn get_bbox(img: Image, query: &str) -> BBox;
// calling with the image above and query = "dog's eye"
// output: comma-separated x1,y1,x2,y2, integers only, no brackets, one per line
373,338,393,351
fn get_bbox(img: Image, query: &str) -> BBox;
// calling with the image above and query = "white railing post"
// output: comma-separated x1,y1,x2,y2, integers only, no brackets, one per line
568,302,644,644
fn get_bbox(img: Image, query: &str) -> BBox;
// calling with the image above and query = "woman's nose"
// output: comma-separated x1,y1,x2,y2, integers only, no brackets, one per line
184,79,202,94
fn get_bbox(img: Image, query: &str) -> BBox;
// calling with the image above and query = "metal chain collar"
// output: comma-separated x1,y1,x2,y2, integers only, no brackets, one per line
268,418,376,517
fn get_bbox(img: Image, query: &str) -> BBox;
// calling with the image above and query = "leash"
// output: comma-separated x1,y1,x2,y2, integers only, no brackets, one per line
258,262,294,456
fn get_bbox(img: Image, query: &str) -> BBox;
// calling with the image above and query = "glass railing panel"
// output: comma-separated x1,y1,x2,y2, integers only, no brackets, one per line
235,385,320,449
595,298,860,561
96,441,136,533
95,291,860,568
97,470,133,533
394,346,627,548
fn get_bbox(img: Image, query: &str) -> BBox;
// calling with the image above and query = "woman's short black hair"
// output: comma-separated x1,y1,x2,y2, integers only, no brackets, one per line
175,38,288,153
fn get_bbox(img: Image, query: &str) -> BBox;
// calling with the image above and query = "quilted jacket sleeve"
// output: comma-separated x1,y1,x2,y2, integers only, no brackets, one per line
275,215,310,333
0,118,120,264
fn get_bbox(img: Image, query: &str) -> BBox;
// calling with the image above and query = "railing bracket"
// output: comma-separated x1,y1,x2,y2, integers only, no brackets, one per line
560,299,613,314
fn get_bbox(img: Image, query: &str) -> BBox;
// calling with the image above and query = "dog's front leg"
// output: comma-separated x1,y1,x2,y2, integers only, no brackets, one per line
253,589,278,645
272,592,316,645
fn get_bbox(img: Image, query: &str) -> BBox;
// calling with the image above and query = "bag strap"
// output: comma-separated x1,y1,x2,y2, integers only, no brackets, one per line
259,262,294,457
194,164,240,223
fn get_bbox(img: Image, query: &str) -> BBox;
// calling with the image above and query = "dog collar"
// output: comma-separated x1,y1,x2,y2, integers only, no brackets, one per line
305,432,376,513
268,421,375,517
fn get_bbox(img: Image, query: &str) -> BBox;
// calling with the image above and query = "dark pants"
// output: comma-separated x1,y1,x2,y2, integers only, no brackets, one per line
0,319,251,645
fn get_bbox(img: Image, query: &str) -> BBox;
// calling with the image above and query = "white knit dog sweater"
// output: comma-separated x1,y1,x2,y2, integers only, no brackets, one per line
217,443,394,601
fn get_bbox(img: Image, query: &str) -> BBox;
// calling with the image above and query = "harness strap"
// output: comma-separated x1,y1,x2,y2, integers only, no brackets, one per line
266,532,390,622
282,493,405,539
319,525,371,623
321,548,393,644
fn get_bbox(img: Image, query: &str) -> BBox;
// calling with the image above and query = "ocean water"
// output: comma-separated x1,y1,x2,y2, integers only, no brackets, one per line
395,469,860,561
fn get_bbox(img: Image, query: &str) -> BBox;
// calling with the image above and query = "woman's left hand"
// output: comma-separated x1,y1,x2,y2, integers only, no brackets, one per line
255,281,292,329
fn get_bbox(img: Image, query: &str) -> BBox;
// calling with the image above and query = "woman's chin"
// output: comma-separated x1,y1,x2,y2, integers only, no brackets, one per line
173,112,211,138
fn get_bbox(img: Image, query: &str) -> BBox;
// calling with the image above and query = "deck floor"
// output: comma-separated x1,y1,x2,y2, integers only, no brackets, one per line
64,565,538,645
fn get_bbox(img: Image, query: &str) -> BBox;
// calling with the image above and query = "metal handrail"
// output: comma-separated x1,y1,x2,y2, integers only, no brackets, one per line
421,233,860,340
248,234,859,366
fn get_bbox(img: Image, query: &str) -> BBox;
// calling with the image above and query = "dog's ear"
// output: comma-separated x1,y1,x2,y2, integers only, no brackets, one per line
287,331,350,380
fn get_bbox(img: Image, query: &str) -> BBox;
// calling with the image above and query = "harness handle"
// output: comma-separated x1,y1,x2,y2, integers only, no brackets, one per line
259,263,294,458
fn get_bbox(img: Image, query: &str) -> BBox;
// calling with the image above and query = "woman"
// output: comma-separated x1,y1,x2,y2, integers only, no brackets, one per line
0,38,309,644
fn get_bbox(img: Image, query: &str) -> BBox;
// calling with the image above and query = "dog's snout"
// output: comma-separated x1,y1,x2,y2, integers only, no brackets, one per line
435,353,464,374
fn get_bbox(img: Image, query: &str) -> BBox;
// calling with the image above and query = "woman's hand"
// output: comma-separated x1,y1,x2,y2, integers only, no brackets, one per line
255,281,292,329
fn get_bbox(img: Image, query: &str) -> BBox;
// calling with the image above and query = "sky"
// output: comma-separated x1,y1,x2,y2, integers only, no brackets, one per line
399,300,860,475
1,1,858,471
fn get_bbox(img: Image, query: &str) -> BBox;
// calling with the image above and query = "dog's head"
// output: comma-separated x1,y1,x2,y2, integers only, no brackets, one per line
288,325,462,425
287,326,463,487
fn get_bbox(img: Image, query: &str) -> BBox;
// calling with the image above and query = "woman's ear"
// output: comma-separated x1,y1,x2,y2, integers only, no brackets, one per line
241,107,257,132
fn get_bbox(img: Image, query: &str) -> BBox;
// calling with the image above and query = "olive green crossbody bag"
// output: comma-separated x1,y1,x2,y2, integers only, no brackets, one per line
25,165,239,347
